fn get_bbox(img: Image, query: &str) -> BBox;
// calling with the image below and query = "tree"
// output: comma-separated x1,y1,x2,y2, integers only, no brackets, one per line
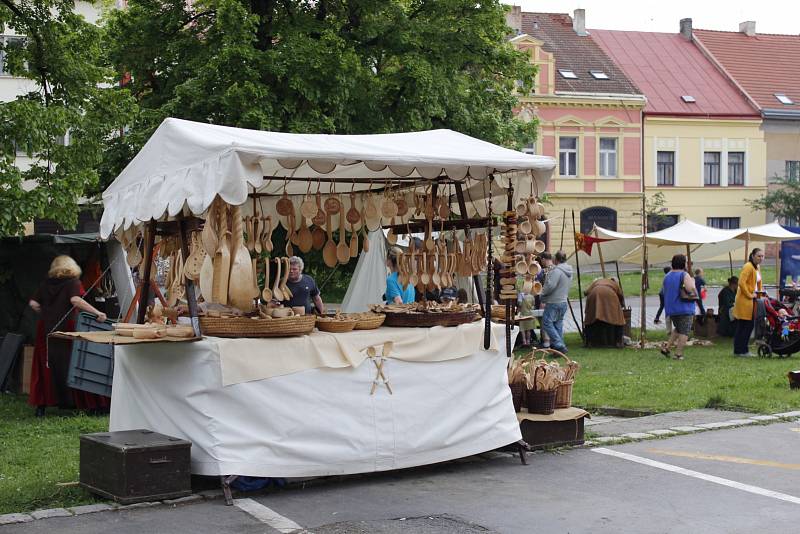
0,0,136,236
747,176,800,224
100,0,537,186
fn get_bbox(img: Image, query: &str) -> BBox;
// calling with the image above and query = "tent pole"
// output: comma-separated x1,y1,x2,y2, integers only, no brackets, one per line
686,244,692,274
454,183,485,313
640,194,647,345
744,233,750,264
776,240,780,288
560,208,567,250
615,260,625,307
728,252,734,277
135,220,157,324
571,210,585,331
594,228,607,278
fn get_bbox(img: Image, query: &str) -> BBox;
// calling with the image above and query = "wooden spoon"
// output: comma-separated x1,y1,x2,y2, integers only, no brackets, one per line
432,253,442,290
285,215,295,257
387,217,397,245
346,193,360,225
298,215,312,253
300,194,317,219
227,205,256,311
349,220,359,258
420,253,431,287
201,199,219,256
280,257,293,299
272,257,284,301
261,257,272,301
312,222,326,250
336,201,350,264
263,216,274,252
323,212,337,268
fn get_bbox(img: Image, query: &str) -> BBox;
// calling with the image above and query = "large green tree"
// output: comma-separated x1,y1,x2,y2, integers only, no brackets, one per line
0,0,136,236
101,0,537,185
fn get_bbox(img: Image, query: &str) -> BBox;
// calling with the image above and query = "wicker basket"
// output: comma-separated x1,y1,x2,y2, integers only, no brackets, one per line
509,382,526,412
353,313,386,330
555,379,574,409
199,314,315,338
316,319,357,333
491,305,507,320
382,310,478,328
526,388,557,415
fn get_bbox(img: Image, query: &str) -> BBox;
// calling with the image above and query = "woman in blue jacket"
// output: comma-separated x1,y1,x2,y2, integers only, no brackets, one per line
660,254,697,360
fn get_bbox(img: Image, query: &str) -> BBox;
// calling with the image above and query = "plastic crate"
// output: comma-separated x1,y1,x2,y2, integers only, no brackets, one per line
67,313,115,397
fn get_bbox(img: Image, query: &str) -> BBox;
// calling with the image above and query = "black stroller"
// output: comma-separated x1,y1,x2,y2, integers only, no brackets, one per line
753,297,800,358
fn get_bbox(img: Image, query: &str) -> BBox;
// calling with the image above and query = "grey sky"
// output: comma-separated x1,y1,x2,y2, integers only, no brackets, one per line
503,0,799,35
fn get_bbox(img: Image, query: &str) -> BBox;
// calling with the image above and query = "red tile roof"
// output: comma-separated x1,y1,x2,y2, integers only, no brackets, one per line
693,29,800,111
591,29,758,117
520,13,640,95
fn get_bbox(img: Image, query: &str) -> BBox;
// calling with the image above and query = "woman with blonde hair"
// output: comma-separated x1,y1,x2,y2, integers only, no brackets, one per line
28,255,107,416
385,246,415,304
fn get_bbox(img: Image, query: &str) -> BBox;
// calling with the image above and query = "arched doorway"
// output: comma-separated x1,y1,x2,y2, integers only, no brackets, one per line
580,206,617,234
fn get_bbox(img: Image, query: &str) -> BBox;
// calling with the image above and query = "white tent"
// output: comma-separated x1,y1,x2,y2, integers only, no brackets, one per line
100,118,556,239
569,221,800,267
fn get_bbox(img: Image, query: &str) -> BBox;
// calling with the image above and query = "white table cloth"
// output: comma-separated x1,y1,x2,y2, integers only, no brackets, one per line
109,327,521,477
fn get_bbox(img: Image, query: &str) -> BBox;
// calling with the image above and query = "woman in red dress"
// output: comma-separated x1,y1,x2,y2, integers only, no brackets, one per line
28,255,108,417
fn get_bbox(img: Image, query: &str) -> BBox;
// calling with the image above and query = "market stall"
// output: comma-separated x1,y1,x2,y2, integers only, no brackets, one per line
91,118,557,494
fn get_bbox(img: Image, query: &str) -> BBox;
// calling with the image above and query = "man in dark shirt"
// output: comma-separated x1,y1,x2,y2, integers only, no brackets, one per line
282,256,325,314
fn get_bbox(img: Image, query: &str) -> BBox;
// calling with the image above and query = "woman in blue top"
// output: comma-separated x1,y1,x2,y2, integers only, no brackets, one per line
385,247,415,304
660,254,697,360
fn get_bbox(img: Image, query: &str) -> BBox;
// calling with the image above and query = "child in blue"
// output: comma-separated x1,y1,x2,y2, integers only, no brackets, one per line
385,247,415,304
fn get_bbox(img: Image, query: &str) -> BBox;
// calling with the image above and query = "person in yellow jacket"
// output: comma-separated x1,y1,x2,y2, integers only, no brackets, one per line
733,248,765,357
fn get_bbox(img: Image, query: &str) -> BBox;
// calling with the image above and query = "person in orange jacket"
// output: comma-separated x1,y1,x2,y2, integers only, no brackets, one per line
732,248,765,357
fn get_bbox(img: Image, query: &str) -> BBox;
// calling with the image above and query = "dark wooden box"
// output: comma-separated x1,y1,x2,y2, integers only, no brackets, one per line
519,417,586,450
79,429,192,504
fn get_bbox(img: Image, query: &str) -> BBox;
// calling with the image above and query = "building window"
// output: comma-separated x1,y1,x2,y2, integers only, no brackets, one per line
580,206,617,234
707,217,740,229
0,36,26,76
559,137,578,177
657,151,675,186
787,161,800,181
648,214,678,233
728,152,745,186
704,152,721,186
599,138,617,177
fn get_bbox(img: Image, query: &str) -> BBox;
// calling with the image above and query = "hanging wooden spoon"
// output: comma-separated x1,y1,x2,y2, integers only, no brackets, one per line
349,219,359,258
264,216,274,253
323,212,337,268
285,214,295,257
420,252,431,288
272,257,284,301
336,199,350,264
298,214,312,253
300,193,317,219
261,257,272,301
360,203,370,253
201,199,219,256
432,253,442,290
280,257,293,299
387,218,397,245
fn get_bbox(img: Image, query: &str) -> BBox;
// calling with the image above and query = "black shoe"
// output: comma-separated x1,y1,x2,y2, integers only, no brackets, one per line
35,406,45,417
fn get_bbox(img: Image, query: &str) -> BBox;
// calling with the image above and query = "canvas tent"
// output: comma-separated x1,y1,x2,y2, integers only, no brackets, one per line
100,118,556,239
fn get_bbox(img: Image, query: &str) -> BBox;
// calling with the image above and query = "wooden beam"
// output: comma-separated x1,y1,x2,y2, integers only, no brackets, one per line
454,183,485,312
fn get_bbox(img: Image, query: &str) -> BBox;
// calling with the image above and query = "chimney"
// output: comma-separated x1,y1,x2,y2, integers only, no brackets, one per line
739,21,756,36
679,18,692,41
505,5,523,35
573,8,587,36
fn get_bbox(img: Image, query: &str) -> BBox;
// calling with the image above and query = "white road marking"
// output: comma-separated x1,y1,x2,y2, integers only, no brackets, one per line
593,447,800,505
234,498,307,533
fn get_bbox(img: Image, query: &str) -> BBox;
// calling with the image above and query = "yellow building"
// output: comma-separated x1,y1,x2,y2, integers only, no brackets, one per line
593,26,767,246
507,10,647,246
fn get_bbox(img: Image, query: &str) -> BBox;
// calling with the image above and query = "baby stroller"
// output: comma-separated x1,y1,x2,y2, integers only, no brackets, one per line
753,297,800,358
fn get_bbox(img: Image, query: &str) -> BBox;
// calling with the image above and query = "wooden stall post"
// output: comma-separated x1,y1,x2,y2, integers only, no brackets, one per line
776,241,780,288
136,220,157,324
178,217,202,337
685,244,692,274
729,251,734,277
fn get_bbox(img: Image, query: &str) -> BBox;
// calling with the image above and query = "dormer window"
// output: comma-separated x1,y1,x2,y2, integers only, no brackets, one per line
775,94,794,105
558,69,577,79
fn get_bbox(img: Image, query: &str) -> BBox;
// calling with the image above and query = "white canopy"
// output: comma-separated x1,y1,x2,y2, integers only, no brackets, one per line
570,221,800,266
100,118,556,239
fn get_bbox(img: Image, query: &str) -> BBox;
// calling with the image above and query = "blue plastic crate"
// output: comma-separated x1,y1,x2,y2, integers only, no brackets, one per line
67,313,115,397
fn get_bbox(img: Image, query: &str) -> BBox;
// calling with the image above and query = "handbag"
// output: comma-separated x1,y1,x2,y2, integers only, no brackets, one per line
679,275,698,302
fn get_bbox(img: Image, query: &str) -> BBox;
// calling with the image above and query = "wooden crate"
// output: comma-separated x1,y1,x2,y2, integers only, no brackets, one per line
80,429,192,504
519,415,586,450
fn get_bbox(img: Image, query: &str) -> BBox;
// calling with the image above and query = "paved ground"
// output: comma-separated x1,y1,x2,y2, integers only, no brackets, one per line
5,414,800,534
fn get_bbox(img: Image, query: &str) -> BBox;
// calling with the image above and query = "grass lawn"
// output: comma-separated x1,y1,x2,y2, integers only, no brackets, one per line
0,398,108,515
3,329,800,514
568,265,777,300
532,332,800,414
